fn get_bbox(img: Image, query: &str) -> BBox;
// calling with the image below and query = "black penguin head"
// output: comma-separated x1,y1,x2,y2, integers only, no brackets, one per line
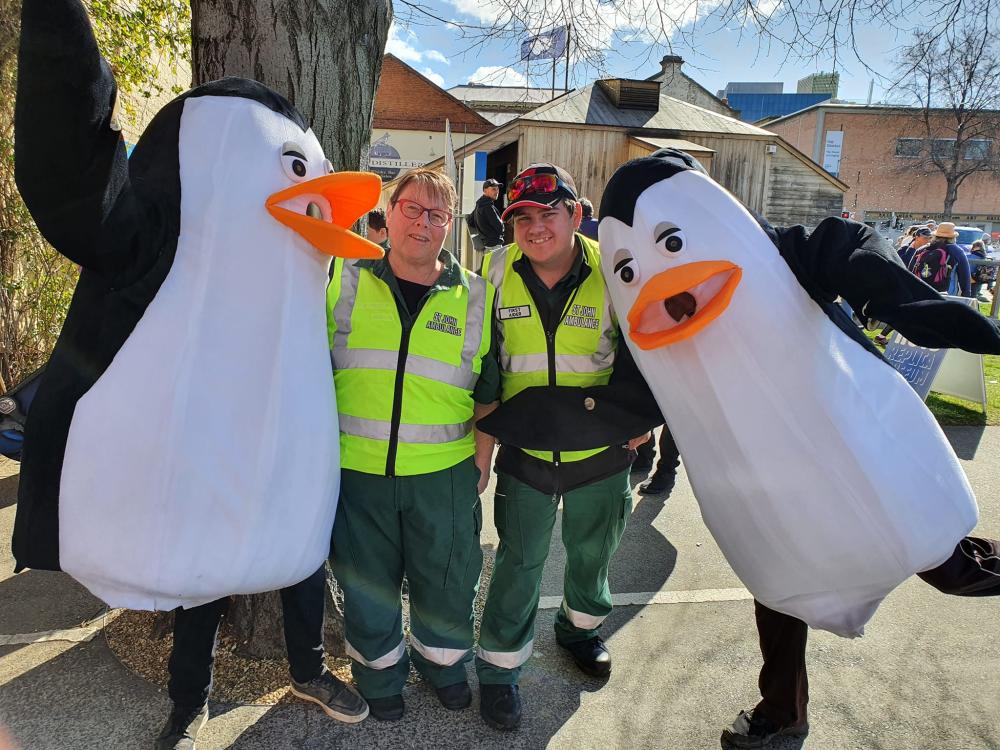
599,148,708,227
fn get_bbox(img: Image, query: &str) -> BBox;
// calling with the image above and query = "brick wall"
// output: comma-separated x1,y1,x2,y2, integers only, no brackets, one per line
374,55,493,134
769,109,1000,221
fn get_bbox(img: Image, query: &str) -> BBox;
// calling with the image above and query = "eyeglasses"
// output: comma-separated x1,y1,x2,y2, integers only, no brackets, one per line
394,198,451,227
507,173,574,203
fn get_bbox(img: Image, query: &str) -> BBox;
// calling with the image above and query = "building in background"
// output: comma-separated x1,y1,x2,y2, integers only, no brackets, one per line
716,80,832,124
718,81,784,97
797,72,840,97
370,54,495,184
448,84,567,126
647,55,737,117
768,101,1000,233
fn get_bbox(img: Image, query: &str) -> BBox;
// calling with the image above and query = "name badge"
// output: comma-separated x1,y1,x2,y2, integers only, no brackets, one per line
499,305,532,320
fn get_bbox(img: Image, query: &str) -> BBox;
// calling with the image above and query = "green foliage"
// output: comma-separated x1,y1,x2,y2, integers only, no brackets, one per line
0,0,190,390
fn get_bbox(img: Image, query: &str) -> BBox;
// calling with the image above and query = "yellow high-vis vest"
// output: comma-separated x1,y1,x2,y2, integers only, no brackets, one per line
481,235,617,463
327,257,494,476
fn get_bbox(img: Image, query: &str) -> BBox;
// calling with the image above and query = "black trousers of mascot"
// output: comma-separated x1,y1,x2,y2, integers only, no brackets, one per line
755,536,1000,727
168,566,327,709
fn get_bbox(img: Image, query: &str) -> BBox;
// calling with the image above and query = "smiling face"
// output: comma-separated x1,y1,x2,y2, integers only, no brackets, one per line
511,202,582,271
387,182,452,266
600,169,746,350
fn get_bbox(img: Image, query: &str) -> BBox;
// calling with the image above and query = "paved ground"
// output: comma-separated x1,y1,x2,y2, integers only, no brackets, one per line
1,427,998,749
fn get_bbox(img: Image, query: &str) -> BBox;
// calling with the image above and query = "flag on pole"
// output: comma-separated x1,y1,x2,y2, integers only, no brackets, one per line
444,118,457,186
520,26,568,61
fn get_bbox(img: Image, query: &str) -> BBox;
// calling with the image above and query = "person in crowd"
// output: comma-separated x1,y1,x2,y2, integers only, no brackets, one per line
895,225,918,251
969,239,994,301
473,178,505,252
578,197,599,240
909,222,971,297
875,227,935,345
474,163,650,731
327,168,500,721
366,208,389,249
157,569,368,748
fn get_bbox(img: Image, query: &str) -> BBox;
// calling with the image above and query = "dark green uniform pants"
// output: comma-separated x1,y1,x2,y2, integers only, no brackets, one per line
476,468,632,685
330,459,483,698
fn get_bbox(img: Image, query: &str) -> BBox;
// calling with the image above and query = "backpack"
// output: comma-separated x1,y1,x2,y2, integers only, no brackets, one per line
912,247,953,291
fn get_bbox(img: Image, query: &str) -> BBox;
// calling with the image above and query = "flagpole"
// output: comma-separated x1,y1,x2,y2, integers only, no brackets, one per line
551,58,556,100
564,24,571,93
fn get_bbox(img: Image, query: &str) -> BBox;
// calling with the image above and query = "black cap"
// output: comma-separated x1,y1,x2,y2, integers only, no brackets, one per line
484,178,502,188
501,163,578,221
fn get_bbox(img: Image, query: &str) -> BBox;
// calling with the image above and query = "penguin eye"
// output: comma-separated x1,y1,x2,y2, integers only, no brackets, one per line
612,249,641,287
654,222,684,255
322,158,335,175
280,141,309,182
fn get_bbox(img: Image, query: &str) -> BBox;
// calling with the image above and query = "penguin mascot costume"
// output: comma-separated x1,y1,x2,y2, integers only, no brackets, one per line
11,0,383,611
595,149,1000,636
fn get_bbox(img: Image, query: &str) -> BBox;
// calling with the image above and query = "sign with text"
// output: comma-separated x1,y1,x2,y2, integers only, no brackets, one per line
822,130,843,176
882,296,987,408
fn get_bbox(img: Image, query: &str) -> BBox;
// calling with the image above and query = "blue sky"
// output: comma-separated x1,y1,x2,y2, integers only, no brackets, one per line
388,0,919,103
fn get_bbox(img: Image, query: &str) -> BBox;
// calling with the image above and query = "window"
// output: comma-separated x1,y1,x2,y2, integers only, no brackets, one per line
931,138,957,158
963,139,992,160
895,138,923,157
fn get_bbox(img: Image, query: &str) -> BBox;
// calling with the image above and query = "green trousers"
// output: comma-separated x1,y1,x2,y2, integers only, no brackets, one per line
476,468,632,685
330,459,483,698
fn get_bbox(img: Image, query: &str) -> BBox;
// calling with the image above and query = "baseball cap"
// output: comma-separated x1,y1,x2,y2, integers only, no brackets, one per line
484,178,502,188
501,164,578,221
914,227,932,237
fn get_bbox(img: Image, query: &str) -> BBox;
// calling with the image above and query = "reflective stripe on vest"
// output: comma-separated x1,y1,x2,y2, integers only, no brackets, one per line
483,236,617,463
328,258,493,475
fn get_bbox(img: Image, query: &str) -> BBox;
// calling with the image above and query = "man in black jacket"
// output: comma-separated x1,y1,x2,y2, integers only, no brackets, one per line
474,179,505,251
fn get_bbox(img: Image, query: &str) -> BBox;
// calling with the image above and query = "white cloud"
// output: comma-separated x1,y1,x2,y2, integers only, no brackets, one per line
425,50,451,65
421,67,447,87
469,65,528,86
386,23,423,63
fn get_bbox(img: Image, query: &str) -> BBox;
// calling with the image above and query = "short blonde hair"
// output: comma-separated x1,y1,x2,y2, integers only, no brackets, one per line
389,168,457,211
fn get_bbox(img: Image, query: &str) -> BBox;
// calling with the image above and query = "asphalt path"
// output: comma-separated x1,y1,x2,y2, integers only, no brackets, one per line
1,427,998,749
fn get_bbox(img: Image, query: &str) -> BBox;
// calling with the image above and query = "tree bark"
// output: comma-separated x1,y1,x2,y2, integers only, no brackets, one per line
187,0,390,658
943,177,959,220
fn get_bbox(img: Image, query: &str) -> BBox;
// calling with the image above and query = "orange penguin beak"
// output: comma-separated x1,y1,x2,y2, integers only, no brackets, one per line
627,261,742,349
266,172,384,259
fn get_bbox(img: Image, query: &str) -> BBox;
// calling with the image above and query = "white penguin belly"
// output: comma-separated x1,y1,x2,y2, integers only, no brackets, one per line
640,278,978,636
57,112,340,610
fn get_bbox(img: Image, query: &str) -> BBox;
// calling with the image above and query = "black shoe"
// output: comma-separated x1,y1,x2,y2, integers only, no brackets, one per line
290,671,369,723
559,636,611,678
638,472,675,495
721,708,809,748
479,684,521,730
435,680,472,710
154,704,208,750
368,694,405,722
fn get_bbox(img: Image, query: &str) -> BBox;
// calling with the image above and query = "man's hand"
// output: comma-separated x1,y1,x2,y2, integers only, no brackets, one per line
474,401,500,495
475,454,491,495
627,432,652,451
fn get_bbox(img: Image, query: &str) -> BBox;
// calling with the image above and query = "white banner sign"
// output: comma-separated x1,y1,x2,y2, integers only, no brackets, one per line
822,130,844,176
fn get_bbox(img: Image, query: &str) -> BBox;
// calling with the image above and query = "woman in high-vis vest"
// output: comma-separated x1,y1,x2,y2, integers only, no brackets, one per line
473,164,651,731
327,169,500,721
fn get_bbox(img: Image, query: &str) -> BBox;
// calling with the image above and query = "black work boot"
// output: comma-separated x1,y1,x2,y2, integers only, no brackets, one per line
480,683,522,730
559,636,612,678
368,694,405,722
638,471,675,495
435,679,472,710
154,703,208,750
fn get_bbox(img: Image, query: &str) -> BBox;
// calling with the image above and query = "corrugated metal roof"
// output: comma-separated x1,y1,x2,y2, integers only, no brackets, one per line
448,85,566,105
520,82,774,137
630,136,716,153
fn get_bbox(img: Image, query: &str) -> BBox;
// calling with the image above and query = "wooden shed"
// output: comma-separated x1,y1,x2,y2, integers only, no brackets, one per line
382,78,848,265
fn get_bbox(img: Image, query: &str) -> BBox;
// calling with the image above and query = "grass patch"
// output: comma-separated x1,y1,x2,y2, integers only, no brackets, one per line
862,302,999,426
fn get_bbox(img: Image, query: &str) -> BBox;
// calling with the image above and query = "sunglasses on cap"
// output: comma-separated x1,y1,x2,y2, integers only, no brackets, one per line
507,173,575,203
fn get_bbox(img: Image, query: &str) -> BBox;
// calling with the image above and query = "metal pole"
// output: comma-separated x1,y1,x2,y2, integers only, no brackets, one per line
564,25,571,93
551,58,556,99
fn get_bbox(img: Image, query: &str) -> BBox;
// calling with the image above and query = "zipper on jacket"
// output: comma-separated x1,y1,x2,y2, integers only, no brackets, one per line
545,284,581,501
385,320,412,477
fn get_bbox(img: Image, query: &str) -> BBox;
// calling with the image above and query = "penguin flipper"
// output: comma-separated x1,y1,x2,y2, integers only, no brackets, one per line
15,0,131,271
770,216,1000,354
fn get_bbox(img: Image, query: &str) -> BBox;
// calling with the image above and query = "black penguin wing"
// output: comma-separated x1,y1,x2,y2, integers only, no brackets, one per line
15,0,143,273
771,217,1000,355
476,339,664,451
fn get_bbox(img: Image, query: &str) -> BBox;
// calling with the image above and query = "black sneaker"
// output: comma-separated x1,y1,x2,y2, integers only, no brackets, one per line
368,694,405,722
154,704,208,750
479,683,521,731
559,636,611,678
638,472,675,495
290,671,369,724
721,708,809,748
435,680,472,710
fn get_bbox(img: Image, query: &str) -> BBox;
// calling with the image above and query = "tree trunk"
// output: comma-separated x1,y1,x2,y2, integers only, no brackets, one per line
942,177,960,220
187,0,390,658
